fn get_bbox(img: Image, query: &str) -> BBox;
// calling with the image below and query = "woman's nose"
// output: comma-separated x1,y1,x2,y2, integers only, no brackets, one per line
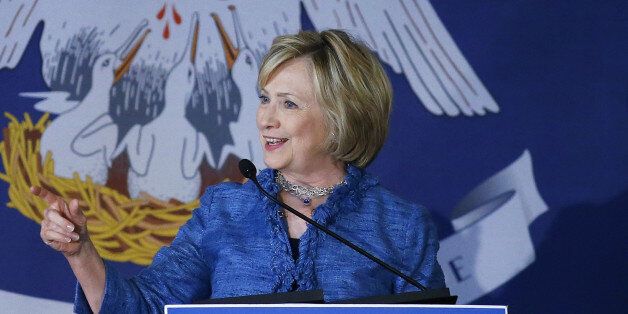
257,103,280,130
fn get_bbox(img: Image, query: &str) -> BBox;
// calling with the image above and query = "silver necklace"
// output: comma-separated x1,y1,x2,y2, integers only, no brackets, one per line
275,171,346,206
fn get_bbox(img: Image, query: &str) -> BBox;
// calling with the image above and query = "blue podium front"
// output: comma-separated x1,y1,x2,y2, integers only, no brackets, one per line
165,304,508,314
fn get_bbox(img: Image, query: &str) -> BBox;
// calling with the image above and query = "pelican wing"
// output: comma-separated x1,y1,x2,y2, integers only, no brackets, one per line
20,91,79,114
72,113,117,158
113,124,154,176
0,0,43,70
182,132,214,178
301,0,498,117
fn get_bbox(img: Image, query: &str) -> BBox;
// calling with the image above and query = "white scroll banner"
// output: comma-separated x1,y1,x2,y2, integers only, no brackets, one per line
438,150,548,304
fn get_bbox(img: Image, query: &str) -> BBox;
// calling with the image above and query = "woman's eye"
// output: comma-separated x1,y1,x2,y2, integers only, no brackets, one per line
258,95,270,104
284,101,298,109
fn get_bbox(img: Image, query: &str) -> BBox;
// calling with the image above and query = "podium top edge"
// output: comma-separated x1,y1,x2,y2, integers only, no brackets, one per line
165,304,508,309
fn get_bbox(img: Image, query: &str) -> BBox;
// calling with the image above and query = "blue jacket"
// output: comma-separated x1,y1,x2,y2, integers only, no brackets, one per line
75,165,445,312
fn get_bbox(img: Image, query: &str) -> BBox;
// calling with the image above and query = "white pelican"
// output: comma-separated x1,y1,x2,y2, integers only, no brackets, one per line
212,6,265,171
29,21,149,184
112,13,213,203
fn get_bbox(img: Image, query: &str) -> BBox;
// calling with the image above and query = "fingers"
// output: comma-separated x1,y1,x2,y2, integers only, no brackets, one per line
30,186,60,206
34,186,87,254
68,199,86,224
31,186,85,226
31,186,70,216
42,230,71,244
41,219,80,243
45,207,75,232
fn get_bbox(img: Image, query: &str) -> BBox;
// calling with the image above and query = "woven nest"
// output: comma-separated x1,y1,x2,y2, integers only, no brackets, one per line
0,113,201,265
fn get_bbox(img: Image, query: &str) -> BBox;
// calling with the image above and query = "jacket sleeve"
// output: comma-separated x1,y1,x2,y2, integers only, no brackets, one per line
394,205,446,293
74,188,215,313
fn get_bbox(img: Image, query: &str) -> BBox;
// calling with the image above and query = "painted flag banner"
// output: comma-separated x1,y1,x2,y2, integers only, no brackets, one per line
0,1,625,313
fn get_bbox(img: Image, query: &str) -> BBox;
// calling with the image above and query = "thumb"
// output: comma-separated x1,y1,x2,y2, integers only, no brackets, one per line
68,199,87,227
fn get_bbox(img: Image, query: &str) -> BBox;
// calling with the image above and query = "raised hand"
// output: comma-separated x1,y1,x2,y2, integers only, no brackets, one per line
32,186,89,257
31,186,106,312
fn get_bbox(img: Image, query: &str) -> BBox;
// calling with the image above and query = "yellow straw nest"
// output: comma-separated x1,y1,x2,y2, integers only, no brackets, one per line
0,112,197,265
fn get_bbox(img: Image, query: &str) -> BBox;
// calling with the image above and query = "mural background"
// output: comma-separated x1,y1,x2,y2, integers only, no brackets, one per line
1,1,626,313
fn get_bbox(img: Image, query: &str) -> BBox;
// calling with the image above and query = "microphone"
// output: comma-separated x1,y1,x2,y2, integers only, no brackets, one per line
238,159,428,291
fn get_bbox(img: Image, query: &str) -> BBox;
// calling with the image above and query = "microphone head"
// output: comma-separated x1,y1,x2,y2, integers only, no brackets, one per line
238,159,257,179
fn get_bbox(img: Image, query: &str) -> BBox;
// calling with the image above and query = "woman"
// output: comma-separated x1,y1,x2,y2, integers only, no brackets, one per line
35,29,445,313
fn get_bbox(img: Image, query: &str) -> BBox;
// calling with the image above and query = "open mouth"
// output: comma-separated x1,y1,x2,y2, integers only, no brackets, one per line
263,136,288,150
266,138,287,144
113,20,151,84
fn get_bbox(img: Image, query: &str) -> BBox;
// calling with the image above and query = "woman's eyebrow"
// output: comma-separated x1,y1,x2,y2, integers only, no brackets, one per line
276,92,297,98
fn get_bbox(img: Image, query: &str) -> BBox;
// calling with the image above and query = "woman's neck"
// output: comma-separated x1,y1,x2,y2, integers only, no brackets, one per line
279,160,346,188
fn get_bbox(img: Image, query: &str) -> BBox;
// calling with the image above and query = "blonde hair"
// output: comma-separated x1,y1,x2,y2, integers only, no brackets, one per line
258,29,392,168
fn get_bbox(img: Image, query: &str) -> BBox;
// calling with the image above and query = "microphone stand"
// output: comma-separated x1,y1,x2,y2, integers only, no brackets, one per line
235,159,456,304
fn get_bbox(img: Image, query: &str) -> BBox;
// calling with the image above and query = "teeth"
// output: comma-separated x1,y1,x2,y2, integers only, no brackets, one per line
266,138,286,144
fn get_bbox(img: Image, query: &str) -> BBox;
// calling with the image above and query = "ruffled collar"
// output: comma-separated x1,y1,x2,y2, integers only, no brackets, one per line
251,164,379,292
255,163,379,217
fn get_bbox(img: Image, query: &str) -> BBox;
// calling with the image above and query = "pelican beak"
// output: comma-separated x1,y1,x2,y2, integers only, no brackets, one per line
114,28,150,84
211,12,239,71
190,19,199,65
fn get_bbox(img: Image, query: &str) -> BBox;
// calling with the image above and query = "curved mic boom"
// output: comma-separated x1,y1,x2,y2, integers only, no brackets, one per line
238,159,428,291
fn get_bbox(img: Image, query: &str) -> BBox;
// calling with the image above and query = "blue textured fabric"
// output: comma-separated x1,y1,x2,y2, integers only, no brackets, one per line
74,165,445,313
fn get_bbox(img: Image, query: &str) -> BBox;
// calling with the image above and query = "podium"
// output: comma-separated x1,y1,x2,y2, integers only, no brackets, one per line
171,289,504,314
165,304,508,314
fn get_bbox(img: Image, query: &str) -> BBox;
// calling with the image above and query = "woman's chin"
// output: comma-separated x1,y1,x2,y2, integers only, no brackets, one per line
262,156,286,171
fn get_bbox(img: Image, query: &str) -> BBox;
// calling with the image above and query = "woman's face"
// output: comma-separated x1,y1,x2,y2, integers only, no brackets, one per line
257,57,331,175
